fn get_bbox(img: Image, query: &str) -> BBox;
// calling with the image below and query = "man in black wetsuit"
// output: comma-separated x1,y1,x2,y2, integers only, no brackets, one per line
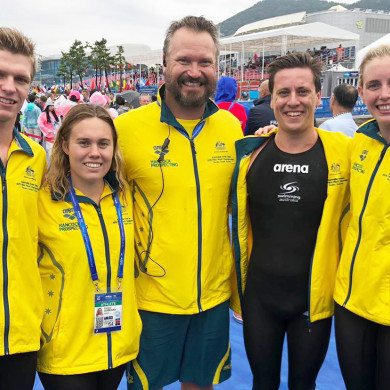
231,52,350,390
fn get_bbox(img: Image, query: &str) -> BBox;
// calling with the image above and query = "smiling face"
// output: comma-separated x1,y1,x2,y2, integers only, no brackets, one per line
62,117,114,192
0,50,31,126
358,55,390,133
271,67,321,135
163,27,217,114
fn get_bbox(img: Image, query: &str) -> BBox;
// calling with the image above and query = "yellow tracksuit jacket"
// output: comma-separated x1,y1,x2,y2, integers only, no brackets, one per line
0,130,46,356
115,85,243,314
37,173,141,374
334,119,390,325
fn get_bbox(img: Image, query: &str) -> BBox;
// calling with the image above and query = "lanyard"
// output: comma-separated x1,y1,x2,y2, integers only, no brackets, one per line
68,176,126,291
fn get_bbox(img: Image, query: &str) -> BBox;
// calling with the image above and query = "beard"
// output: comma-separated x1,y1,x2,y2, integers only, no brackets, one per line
164,72,216,108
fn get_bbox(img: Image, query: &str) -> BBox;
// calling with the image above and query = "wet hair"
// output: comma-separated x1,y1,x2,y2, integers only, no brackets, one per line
163,15,220,61
333,84,358,110
0,28,36,80
27,93,36,103
267,52,322,94
44,104,127,201
358,44,390,88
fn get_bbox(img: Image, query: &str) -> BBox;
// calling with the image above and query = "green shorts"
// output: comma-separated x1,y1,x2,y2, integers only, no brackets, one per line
127,300,231,390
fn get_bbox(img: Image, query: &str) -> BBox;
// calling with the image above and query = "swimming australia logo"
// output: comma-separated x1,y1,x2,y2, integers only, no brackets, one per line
279,182,299,194
278,182,301,203
25,166,35,178
360,150,368,161
273,164,309,173
215,141,226,150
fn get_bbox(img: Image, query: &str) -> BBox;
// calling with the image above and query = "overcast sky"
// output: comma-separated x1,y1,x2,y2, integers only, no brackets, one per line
1,0,359,57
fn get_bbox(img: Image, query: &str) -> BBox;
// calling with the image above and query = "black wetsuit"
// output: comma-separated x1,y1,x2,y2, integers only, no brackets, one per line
243,135,331,390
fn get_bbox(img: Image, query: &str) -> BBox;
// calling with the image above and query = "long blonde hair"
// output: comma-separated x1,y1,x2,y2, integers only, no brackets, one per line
44,104,127,201
358,44,390,88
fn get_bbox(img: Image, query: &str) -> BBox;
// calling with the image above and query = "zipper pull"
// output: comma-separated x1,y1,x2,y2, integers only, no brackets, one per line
190,139,196,154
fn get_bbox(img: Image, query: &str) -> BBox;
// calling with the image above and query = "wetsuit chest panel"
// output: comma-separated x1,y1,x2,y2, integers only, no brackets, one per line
246,136,328,317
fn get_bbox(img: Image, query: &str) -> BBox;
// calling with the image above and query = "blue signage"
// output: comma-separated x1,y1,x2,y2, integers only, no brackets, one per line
315,97,369,118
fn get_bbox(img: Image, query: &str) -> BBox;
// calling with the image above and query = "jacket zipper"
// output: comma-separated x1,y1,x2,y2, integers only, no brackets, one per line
1,169,9,355
95,205,113,369
190,138,203,313
343,145,388,307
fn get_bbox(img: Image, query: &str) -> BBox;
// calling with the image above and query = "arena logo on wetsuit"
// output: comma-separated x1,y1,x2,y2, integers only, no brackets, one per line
273,164,309,173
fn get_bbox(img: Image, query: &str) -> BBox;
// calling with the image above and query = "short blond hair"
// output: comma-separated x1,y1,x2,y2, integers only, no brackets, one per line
0,27,36,80
358,44,390,88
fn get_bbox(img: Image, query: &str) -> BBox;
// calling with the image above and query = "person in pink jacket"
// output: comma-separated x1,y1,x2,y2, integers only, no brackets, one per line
38,97,60,158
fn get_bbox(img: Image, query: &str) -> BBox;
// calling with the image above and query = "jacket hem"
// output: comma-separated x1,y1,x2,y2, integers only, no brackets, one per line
137,294,231,315
37,353,137,375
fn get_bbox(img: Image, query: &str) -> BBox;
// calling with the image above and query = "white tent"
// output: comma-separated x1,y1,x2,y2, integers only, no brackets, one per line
355,33,390,69
220,22,359,80
220,22,359,53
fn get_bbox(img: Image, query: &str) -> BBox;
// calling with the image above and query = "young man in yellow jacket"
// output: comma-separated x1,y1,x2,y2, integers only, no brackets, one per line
115,16,243,390
231,52,350,389
0,28,47,389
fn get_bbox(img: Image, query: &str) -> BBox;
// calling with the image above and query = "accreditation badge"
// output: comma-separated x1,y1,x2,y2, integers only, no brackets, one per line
94,292,123,333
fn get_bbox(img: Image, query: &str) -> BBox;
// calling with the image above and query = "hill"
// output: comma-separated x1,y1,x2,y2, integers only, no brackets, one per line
219,0,390,37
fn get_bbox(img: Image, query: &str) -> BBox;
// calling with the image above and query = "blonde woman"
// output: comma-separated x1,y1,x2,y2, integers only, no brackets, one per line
37,104,141,390
334,45,390,389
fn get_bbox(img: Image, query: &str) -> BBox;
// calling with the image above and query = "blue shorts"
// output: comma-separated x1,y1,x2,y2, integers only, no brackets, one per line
127,300,231,389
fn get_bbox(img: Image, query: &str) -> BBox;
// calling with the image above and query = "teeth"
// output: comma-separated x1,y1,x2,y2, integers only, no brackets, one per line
84,163,101,168
0,97,15,104
184,82,200,87
286,112,301,117
378,105,390,111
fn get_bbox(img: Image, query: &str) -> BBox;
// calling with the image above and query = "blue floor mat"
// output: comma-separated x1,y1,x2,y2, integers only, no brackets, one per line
33,311,346,389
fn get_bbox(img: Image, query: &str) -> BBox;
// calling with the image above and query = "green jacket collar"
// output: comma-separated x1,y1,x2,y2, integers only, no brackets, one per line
13,127,34,156
235,132,276,162
357,119,387,145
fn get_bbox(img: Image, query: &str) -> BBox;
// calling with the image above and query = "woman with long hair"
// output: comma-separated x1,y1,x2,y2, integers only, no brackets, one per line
37,104,141,390
334,44,390,389
38,97,60,157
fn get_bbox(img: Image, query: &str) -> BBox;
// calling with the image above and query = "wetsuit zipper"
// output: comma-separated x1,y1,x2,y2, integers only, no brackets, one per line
343,145,388,307
95,205,113,369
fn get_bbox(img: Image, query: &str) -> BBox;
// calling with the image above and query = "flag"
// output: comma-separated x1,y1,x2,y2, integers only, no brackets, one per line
140,78,146,87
